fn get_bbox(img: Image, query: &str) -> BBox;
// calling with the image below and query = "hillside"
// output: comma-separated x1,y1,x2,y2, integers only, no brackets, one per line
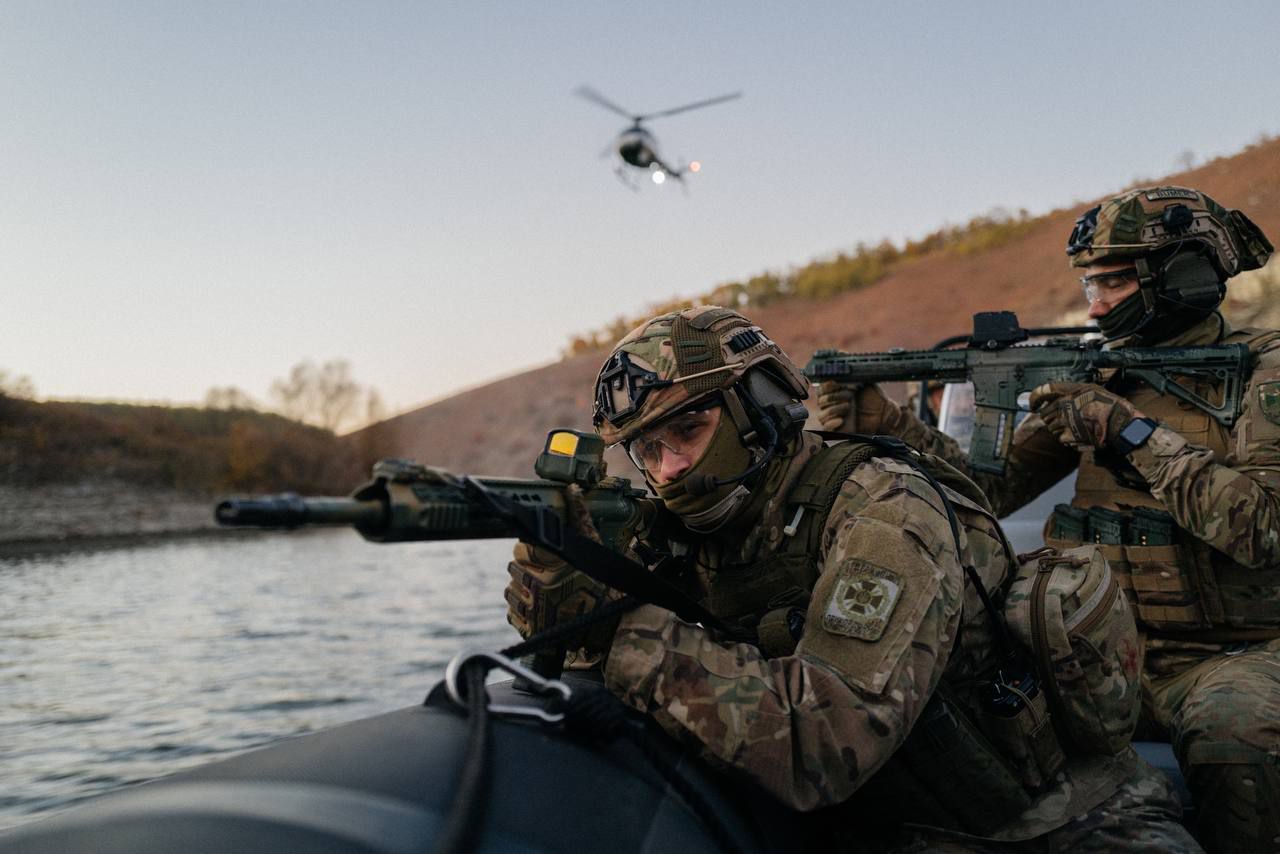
0,397,366,547
361,136,1280,478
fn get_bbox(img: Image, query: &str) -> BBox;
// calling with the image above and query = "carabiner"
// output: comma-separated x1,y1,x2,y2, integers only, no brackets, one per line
444,650,572,724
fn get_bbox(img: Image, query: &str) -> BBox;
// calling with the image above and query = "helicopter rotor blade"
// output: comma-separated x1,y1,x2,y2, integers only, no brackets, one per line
638,91,742,121
573,86,638,121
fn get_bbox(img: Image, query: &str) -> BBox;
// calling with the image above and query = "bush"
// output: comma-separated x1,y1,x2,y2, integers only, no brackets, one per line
563,208,1049,351
0,399,365,493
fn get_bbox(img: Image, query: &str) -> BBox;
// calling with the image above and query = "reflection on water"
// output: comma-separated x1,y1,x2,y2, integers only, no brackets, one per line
0,529,518,829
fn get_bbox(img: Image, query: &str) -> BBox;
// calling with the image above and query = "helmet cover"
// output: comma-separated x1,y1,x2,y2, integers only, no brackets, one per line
1066,186,1272,278
592,306,807,446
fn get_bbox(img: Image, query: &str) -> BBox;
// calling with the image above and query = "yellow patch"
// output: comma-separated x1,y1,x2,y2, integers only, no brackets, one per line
821,561,904,642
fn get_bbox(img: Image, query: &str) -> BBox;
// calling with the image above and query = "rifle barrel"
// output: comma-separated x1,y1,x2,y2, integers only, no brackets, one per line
806,348,970,383
215,494,385,529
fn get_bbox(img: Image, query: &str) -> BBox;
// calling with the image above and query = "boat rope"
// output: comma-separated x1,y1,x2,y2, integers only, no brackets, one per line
436,647,746,854
434,659,489,854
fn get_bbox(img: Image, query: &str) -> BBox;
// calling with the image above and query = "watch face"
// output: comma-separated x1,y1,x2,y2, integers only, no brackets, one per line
1119,417,1156,449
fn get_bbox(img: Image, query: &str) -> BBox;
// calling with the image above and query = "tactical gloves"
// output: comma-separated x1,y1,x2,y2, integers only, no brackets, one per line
1030,382,1145,451
504,484,622,657
815,380,900,434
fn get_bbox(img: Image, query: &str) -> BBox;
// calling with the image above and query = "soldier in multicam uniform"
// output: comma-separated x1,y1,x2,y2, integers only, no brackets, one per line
818,186,1280,853
506,306,1199,851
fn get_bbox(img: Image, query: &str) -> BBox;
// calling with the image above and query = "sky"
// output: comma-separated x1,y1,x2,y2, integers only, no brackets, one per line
4,1,1279,419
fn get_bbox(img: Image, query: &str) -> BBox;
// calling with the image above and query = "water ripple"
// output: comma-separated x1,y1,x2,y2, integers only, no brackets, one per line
0,531,515,831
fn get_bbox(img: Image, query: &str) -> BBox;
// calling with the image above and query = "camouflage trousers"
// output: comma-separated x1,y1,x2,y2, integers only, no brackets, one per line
888,753,1201,853
1141,637,1280,854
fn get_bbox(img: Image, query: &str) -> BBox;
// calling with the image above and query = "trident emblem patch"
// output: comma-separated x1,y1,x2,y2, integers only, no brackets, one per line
822,561,904,642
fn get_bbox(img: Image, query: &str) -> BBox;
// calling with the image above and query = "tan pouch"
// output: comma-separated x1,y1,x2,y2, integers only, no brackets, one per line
1123,542,1209,630
1005,545,1142,755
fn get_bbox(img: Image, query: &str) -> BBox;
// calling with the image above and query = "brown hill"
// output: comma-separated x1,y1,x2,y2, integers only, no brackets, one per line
361,137,1280,478
0,397,367,547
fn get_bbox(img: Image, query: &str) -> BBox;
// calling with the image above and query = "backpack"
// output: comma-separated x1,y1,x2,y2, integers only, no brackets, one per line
1003,544,1141,755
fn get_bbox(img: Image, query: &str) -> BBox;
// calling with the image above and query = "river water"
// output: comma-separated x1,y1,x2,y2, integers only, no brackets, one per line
0,530,518,830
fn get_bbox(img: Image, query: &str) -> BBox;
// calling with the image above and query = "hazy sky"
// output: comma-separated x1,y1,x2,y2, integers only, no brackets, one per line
4,2,1278,416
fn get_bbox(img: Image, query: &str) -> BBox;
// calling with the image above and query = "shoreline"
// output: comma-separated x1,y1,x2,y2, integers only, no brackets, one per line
0,526,266,559
0,481,232,558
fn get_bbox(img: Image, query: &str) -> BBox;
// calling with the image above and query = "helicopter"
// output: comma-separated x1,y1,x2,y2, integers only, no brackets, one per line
574,86,741,189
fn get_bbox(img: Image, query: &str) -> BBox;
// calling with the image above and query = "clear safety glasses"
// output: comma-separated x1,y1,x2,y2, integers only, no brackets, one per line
1079,267,1139,305
624,404,721,473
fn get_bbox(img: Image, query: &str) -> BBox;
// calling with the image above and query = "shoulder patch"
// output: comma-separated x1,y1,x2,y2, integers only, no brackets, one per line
1258,381,1280,426
821,559,904,642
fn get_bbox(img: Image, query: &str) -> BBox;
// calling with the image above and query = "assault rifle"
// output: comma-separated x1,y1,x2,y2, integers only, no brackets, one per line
216,429,650,552
804,311,1250,475
219,429,677,679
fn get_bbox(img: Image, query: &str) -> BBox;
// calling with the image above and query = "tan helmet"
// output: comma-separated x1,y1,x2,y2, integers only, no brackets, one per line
1066,185,1271,279
592,306,808,447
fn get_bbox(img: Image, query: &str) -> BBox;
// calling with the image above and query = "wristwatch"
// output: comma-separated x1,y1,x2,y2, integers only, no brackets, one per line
1112,416,1159,456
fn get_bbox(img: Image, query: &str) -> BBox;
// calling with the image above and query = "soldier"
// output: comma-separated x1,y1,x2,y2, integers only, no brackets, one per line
506,306,1199,851
817,186,1280,853
906,379,946,426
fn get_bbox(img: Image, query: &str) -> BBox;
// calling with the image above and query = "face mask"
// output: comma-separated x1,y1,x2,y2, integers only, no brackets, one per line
1096,288,1150,340
653,416,756,532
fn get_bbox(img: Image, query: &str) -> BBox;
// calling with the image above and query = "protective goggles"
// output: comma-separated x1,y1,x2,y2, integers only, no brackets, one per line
1079,267,1139,305
623,399,721,473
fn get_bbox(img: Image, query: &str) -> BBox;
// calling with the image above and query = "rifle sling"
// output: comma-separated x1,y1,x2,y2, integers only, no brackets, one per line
462,477,743,640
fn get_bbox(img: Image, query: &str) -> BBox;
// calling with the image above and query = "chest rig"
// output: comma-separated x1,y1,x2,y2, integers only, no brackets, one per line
1060,327,1280,637
692,440,877,657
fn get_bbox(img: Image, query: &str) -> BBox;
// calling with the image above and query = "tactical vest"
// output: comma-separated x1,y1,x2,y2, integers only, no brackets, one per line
697,440,876,656
685,439,1090,838
1054,327,1280,638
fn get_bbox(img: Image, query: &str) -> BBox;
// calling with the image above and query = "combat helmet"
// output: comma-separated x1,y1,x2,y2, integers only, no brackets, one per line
1066,186,1273,341
593,306,809,531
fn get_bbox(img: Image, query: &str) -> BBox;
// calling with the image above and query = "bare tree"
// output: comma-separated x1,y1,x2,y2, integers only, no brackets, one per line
204,385,259,411
364,388,387,426
270,359,383,433
314,360,361,431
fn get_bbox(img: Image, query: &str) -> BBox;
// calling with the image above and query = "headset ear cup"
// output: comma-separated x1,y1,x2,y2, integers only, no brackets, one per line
1160,253,1225,311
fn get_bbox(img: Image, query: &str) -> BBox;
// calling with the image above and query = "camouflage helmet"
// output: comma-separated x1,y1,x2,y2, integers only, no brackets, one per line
1066,185,1272,279
592,306,808,446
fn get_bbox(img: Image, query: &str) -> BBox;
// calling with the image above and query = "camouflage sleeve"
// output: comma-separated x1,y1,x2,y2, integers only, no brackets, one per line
602,458,965,811
1128,348,1280,568
879,399,1080,518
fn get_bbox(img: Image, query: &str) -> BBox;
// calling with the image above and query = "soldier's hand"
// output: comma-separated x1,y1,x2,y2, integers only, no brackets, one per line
816,380,898,434
503,485,621,655
1030,382,1142,450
